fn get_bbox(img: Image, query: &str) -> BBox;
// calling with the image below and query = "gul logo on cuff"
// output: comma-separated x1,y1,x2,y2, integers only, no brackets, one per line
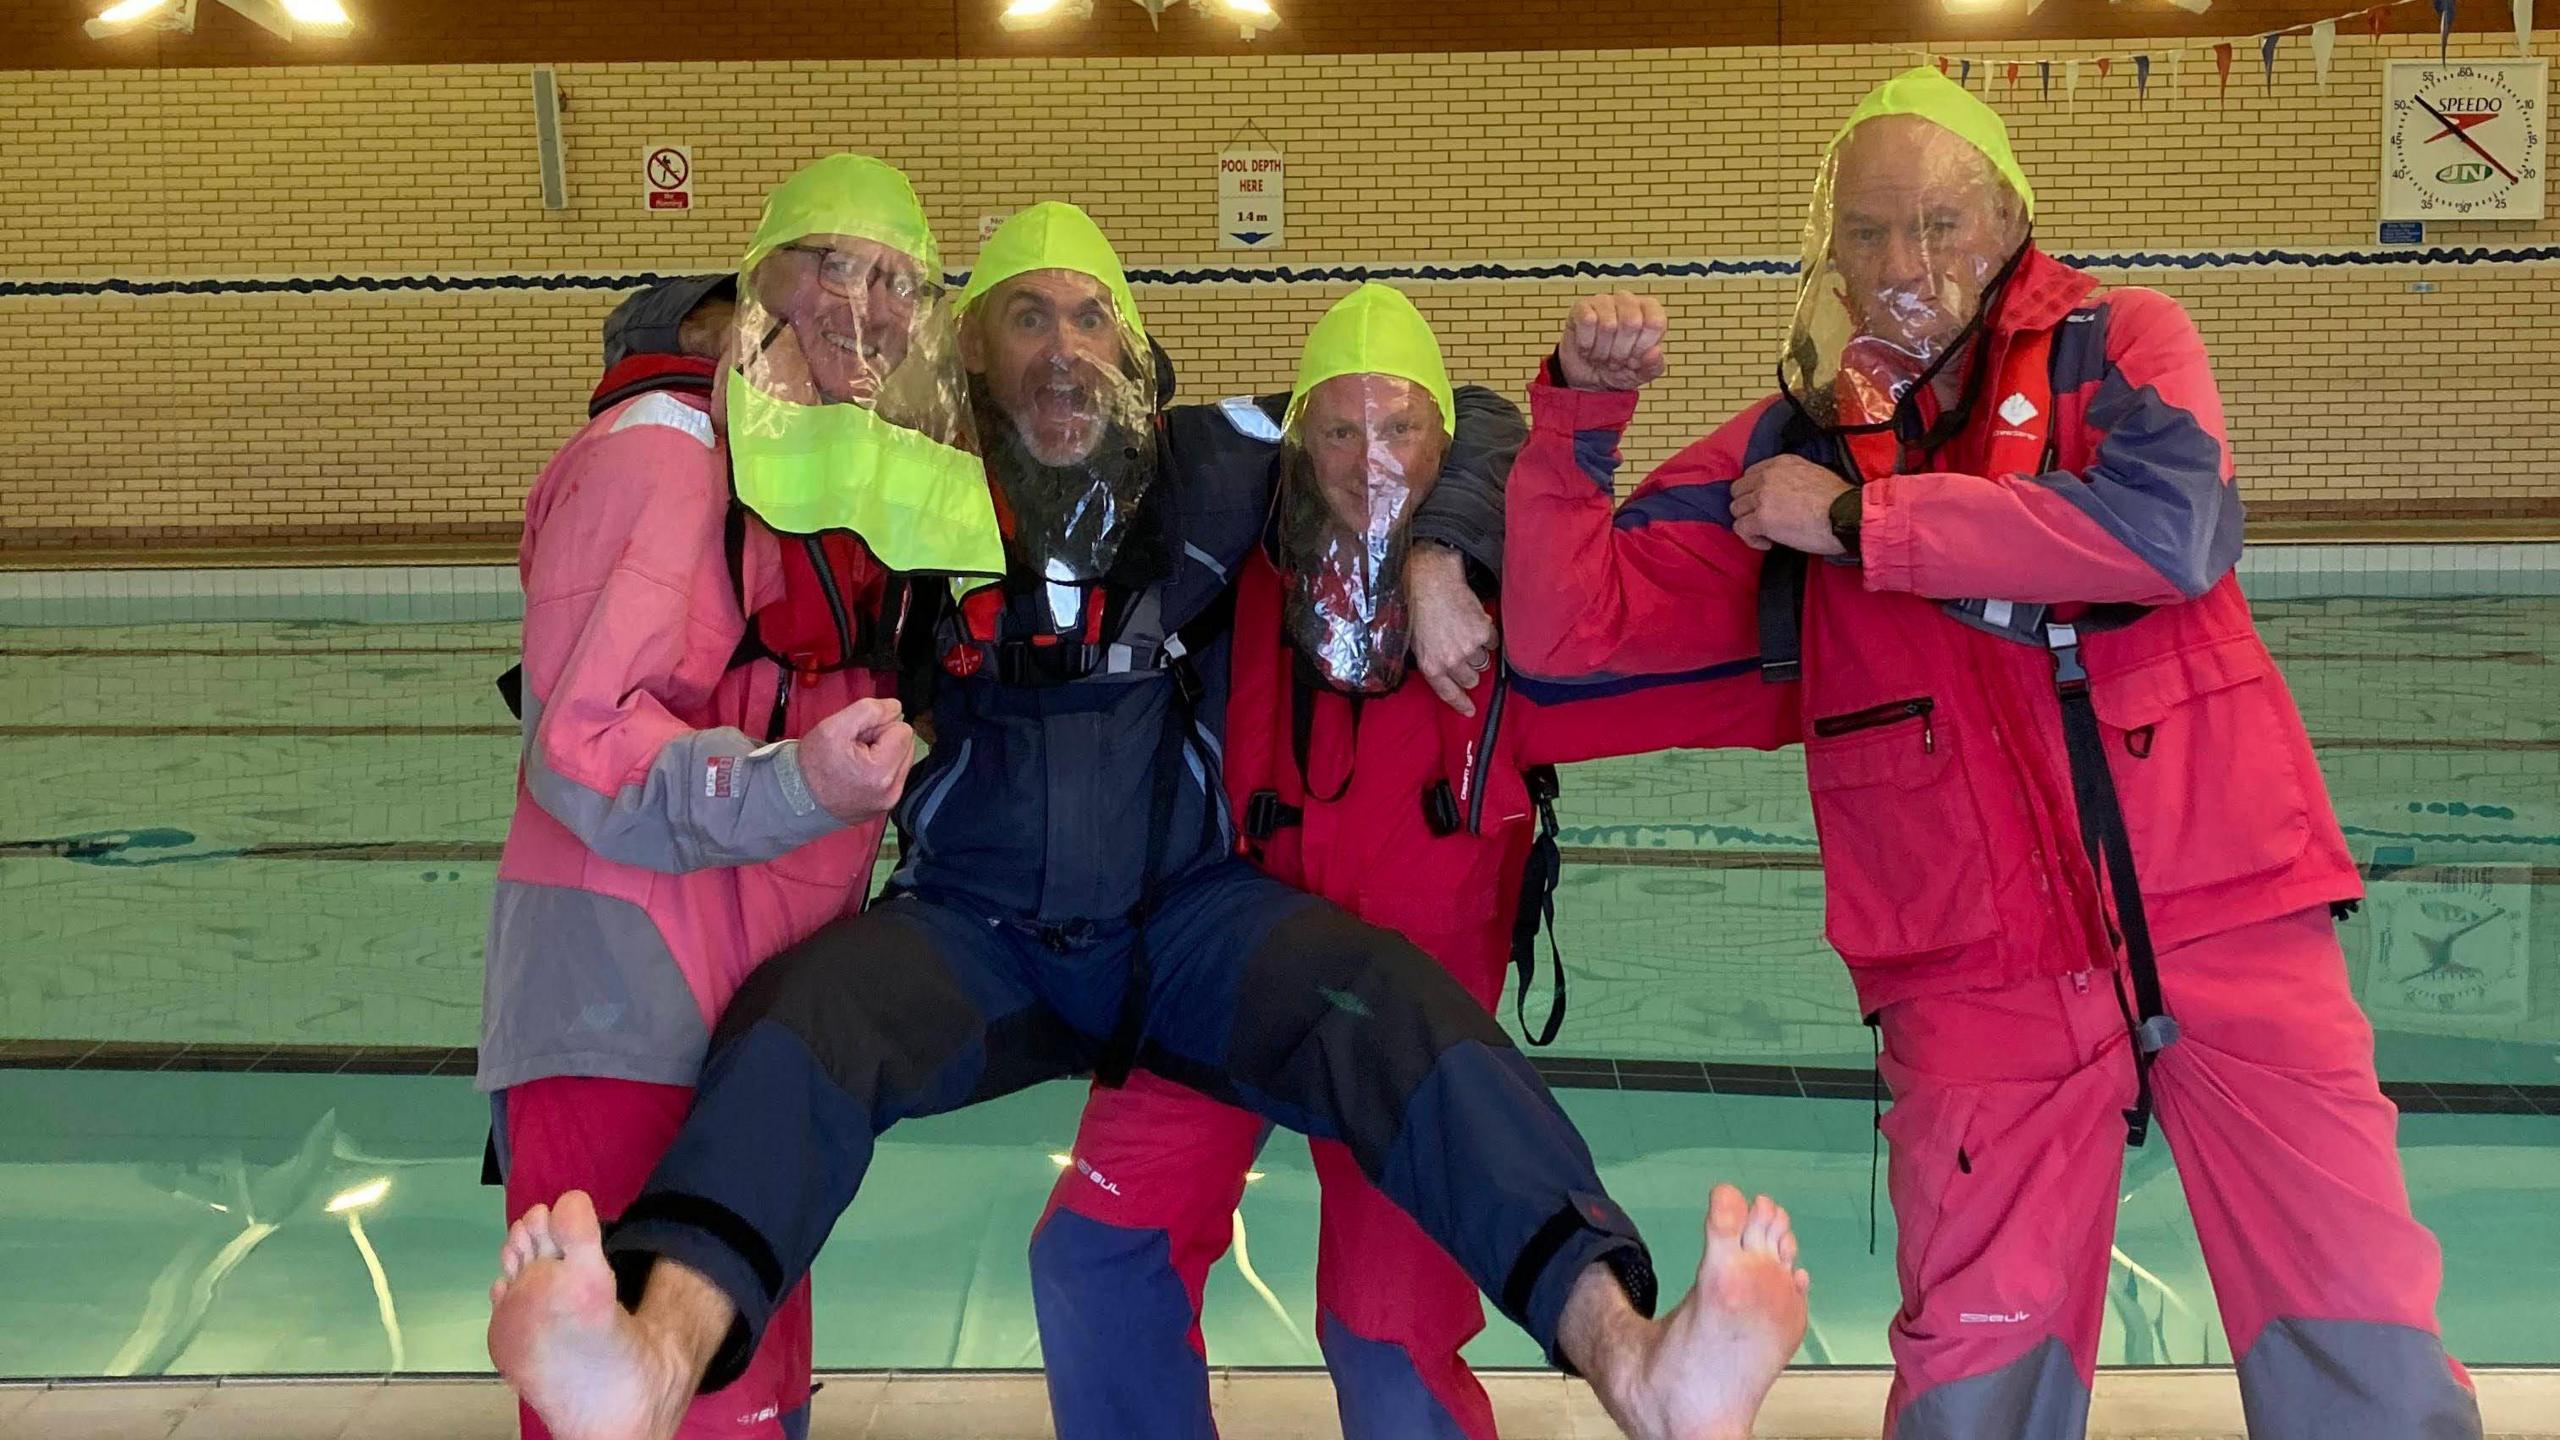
704,755,739,799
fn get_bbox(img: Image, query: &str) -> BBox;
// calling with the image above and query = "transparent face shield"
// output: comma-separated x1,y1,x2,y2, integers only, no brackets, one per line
1779,114,2032,444
963,268,1160,585
735,235,971,450
723,231,1003,585
1275,375,1448,695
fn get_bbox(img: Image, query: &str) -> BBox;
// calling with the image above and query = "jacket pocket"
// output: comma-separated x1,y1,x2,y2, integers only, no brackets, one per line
2087,638,2309,898
1805,697,1999,962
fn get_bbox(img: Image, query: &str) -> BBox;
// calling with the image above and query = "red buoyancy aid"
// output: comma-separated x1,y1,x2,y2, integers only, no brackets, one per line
1222,550,1542,1011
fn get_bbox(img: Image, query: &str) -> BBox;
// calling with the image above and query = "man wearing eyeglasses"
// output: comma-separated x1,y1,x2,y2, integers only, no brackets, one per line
492,205,1813,1440
481,153,1003,1440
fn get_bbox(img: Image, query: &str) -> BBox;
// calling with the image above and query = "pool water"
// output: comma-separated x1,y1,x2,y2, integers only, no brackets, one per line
1,553,2554,1377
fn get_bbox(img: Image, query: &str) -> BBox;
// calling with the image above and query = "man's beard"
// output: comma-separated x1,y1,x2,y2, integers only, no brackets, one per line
976,381,1168,589
1276,466,1413,694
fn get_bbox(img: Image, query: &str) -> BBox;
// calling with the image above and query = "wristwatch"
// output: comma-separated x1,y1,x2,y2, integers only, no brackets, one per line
1827,487,1864,560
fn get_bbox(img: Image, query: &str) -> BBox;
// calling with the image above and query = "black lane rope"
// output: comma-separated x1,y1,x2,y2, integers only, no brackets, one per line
8,245,2560,301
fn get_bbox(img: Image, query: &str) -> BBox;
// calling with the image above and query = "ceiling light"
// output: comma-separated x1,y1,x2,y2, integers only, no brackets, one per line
1001,0,1093,30
85,0,188,37
1214,0,1277,38
280,0,351,25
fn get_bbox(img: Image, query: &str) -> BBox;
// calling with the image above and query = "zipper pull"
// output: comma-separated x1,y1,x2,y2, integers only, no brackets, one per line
1922,710,1935,754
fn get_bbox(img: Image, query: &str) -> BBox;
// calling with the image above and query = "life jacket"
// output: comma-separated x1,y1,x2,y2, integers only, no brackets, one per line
1224,552,1572,1045
1760,304,2190,1149
499,357,914,737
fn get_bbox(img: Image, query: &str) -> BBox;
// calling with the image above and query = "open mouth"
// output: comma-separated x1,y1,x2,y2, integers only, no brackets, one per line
1030,379,1097,433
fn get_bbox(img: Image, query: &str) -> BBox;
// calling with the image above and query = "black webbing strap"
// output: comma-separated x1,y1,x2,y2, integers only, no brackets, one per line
1287,659,1363,806
2047,622,2180,1147
1756,546,1810,685
1096,684,1191,1089
1509,765,1568,1047
1094,588,1237,1088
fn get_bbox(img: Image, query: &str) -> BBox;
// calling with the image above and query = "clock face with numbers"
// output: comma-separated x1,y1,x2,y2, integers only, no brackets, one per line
2383,60,2545,221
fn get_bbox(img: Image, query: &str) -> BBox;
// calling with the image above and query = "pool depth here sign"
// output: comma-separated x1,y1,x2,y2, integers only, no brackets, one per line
1219,146,1285,249
2382,61,2545,222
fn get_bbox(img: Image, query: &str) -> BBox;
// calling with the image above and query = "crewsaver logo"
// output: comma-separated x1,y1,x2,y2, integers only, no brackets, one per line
1960,1310,2034,1324
1997,392,2039,428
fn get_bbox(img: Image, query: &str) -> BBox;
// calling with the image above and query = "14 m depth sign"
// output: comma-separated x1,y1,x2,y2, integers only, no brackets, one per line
1219,147,1285,250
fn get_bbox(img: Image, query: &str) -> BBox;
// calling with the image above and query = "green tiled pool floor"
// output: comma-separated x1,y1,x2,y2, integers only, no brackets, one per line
1,1069,2551,1379
3,572,2556,1376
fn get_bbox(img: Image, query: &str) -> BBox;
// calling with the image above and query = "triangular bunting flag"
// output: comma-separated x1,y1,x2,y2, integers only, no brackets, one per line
2006,61,2021,89
2312,18,2339,85
2040,59,2053,98
1959,58,1974,87
2097,56,2114,81
2262,31,2282,87
2519,0,2536,55
2214,41,2235,98
2066,59,2080,109
2137,53,2152,99
1937,55,1951,75
2368,4,2391,38
2436,0,2457,60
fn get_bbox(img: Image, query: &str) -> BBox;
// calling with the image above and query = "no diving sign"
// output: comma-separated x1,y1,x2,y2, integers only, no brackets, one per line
644,145,693,212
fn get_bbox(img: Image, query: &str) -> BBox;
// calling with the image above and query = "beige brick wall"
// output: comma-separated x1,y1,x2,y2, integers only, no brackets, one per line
4,31,2555,549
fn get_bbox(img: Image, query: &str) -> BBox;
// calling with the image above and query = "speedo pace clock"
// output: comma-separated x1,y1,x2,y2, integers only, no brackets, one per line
2383,59,2545,222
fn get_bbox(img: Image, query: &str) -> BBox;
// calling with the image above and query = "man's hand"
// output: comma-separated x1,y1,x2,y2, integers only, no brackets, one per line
1406,542,1497,718
1555,293,1668,392
1730,455,1851,555
795,696,916,823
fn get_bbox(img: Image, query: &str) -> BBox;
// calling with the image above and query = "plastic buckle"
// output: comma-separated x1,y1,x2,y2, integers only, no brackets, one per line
1526,765,1561,805
1242,790,1300,840
1420,780,1463,837
2135,1013,2182,1055
2045,622,2088,690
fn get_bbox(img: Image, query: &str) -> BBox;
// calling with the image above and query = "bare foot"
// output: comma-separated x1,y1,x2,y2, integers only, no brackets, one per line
1587,1183,1811,1440
487,1191,697,1440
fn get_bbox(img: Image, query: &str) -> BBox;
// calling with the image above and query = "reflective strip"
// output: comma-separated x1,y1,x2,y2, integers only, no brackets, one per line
609,391,716,448
1218,395,1284,442
905,739,973,842
1182,540,1230,581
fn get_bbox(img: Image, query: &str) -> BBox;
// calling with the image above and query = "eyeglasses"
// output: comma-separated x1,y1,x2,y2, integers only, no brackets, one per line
780,244,943,305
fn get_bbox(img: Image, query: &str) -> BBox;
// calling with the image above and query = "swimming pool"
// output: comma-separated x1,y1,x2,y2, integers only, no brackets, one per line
1,546,2553,1378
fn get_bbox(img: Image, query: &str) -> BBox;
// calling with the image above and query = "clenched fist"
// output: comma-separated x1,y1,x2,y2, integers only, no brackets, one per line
796,696,917,823
1555,293,1668,392
1406,541,1497,718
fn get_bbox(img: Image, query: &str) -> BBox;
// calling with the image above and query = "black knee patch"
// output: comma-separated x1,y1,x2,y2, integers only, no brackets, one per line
714,908,1092,1122
1224,902,1512,1160
715,911,993,1120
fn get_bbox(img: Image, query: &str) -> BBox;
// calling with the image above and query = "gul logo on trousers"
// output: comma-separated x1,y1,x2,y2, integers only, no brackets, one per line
1960,1310,2034,1324
1075,1157,1122,1197
705,755,738,799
